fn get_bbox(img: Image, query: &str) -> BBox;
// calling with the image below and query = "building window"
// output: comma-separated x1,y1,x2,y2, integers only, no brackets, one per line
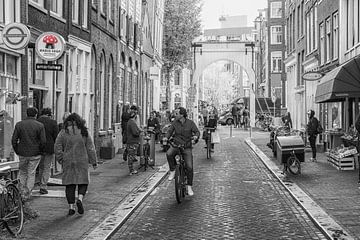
174,71,180,85
30,0,44,7
82,0,88,28
271,26,282,44
333,12,339,60
50,0,63,17
270,2,282,18
271,51,282,73
72,0,79,24
100,0,106,15
326,18,331,62
320,22,325,65
346,0,360,48
1,0,18,24
109,0,113,21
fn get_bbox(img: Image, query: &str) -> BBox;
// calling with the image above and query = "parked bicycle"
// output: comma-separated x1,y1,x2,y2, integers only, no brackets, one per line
204,127,216,159
138,127,155,171
0,166,24,237
282,149,301,175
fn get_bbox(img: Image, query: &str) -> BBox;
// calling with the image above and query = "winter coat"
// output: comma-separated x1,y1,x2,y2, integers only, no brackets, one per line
37,115,58,154
126,118,141,145
11,117,46,157
54,127,97,185
307,117,319,136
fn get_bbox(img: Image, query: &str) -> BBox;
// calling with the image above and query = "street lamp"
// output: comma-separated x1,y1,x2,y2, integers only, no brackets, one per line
245,42,256,138
191,42,202,123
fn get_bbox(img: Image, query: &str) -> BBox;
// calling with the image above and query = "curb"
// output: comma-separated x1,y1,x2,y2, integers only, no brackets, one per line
245,138,355,240
82,163,169,240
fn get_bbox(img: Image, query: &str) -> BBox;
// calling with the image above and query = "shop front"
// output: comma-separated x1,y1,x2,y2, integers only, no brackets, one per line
315,56,360,170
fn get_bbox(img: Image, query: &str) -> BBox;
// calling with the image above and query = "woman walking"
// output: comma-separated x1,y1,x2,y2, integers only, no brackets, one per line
54,113,98,215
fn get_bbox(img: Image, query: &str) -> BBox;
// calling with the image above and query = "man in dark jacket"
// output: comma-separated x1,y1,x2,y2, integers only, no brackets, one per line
121,103,131,161
306,110,319,161
126,106,142,175
37,108,58,194
11,107,46,218
231,104,239,128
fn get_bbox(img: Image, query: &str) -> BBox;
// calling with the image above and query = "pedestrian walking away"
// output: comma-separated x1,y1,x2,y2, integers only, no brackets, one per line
306,110,319,161
126,105,142,175
54,113,98,216
37,108,59,194
11,107,46,218
121,103,131,161
163,107,200,196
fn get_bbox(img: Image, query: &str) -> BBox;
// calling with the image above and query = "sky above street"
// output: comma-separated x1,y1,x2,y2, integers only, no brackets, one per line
201,0,267,29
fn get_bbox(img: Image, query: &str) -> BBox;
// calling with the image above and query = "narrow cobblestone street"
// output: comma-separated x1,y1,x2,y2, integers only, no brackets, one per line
111,127,326,239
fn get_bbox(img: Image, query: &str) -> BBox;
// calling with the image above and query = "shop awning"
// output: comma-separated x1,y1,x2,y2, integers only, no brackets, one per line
315,57,360,103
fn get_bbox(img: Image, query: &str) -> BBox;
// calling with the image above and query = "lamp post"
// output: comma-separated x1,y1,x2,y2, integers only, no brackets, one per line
245,42,256,138
191,42,202,124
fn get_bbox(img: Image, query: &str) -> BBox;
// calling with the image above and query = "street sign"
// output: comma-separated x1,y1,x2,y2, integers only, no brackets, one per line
271,95,276,103
302,71,324,81
36,63,63,71
1,23,31,50
35,32,65,61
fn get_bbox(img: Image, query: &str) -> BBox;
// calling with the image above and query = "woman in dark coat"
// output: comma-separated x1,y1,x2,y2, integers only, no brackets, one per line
55,113,97,215
147,111,161,142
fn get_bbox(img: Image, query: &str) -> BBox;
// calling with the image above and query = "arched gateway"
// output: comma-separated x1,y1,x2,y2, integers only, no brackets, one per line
192,41,256,127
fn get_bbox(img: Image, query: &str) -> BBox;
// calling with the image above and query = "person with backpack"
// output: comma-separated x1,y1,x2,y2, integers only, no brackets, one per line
306,110,321,161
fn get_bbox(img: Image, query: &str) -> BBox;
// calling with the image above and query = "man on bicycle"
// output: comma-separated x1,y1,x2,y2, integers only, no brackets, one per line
163,107,200,196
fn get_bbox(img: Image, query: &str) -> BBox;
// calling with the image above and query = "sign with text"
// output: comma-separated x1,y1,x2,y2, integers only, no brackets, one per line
302,71,323,81
2,23,30,50
35,32,65,61
36,63,63,71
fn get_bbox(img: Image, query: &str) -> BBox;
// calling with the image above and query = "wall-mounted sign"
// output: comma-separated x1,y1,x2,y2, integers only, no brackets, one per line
2,23,31,50
302,71,324,81
36,63,63,71
35,32,65,61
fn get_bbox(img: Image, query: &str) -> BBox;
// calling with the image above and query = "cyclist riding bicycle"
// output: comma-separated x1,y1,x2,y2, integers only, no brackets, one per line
163,107,200,196
202,111,217,151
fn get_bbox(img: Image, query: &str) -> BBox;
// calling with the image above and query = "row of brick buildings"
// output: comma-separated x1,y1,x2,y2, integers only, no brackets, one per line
255,0,360,142
0,0,164,164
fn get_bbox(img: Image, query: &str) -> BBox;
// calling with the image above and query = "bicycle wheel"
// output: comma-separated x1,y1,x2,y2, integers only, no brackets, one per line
174,165,183,203
287,156,301,175
3,184,24,236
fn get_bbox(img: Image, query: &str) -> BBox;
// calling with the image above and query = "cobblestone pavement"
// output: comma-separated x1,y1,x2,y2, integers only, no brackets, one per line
0,145,168,240
111,127,326,240
251,131,360,239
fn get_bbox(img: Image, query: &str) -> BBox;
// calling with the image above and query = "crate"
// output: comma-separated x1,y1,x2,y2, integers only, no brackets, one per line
327,154,355,171
276,135,305,163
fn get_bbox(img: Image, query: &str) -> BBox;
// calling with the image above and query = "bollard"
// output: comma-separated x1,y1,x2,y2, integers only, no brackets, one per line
230,124,232,137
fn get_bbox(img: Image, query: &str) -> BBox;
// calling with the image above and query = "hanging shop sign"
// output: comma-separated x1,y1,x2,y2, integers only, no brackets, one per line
1,23,31,50
35,32,65,61
302,71,324,81
36,63,63,71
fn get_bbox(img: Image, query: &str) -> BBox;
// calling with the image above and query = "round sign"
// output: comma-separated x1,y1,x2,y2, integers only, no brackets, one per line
302,71,323,81
271,87,276,93
35,32,65,61
2,23,31,50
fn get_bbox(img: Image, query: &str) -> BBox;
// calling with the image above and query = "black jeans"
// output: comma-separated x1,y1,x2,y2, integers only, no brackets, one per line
308,134,317,159
166,147,194,185
65,184,88,204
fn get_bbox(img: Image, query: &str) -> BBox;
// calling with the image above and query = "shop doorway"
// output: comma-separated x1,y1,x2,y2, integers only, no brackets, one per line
32,89,45,111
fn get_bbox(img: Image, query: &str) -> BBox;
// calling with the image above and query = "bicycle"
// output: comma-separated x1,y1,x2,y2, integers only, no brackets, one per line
166,138,194,204
0,165,24,237
283,149,301,175
204,127,216,159
138,128,155,171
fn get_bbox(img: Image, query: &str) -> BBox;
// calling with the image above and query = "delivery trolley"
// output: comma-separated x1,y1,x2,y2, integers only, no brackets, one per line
276,135,305,175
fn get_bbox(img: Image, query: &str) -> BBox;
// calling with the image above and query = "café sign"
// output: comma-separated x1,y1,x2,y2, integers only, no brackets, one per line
35,32,65,61
302,71,324,81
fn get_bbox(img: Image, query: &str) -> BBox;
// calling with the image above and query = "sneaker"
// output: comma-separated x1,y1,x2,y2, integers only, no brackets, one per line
39,188,48,194
129,170,138,176
68,209,76,216
168,171,175,181
187,185,194,196
76,199,84,214
309,158,317,162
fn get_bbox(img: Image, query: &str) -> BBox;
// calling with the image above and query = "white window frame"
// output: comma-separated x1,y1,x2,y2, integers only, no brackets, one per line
82,0,88,28
333,12,339,60
50,0,63,17
109,0,113,21
1,0,20,24
271,26,282,44
320,22,325,65
271,51,282,73
29,0,44,7
270,2,282,18
72,0,79,24
326,18,331,62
